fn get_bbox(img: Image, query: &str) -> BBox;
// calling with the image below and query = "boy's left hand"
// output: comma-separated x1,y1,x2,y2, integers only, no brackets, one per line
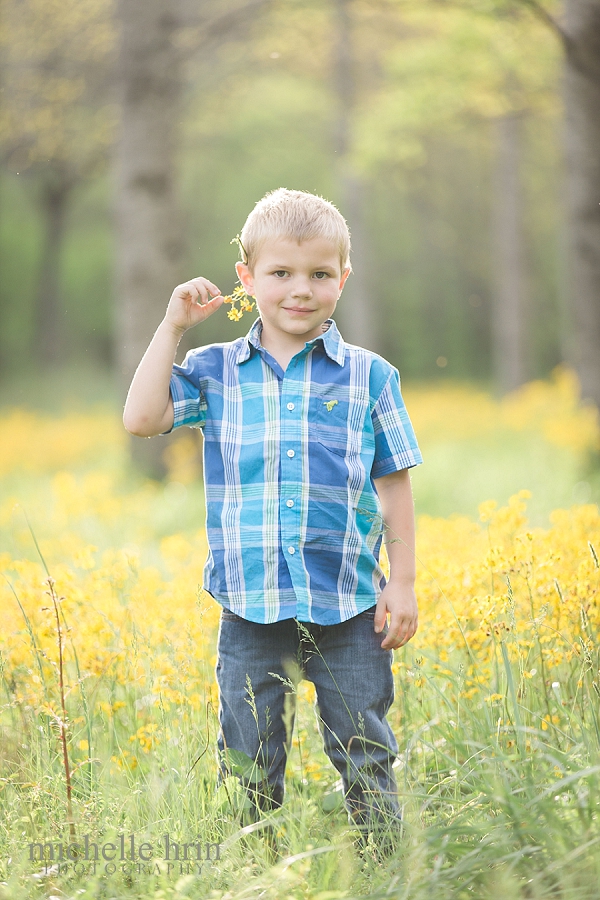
374,581,418,650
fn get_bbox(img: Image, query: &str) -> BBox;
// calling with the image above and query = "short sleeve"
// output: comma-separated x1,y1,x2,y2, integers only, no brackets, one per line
371,368,422,478
167,351,207,432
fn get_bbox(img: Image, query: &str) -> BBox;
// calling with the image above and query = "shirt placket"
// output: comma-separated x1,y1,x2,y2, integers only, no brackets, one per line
279,351,309,619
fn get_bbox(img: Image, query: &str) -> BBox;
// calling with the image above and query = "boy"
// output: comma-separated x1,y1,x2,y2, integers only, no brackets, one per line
123,188,422,832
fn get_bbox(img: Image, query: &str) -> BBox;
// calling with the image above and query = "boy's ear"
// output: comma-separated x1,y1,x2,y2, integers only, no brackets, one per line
235,261,255,297
339,267,351,293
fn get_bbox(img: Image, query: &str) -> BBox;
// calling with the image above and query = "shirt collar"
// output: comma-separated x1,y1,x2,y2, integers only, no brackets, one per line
236,318,346,367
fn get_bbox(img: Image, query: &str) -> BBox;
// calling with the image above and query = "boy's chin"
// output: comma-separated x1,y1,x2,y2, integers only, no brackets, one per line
283,321,328,338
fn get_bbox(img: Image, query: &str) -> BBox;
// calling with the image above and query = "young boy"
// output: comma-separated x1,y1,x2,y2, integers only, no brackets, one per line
123,188,422,831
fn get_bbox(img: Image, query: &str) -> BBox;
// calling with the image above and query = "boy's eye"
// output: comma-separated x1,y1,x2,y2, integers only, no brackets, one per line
313,272,330,280
273,270,288,278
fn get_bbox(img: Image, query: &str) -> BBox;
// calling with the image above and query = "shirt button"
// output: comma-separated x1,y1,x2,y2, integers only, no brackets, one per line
286,499,294,508
288,546,296,555
287,449,295,458
287,402,295,411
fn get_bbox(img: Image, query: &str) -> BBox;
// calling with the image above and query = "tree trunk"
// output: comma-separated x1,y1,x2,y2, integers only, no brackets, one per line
491,111,527,394
563,0,600,408
35,169,72,366
331,0,378,351
114,0,185,477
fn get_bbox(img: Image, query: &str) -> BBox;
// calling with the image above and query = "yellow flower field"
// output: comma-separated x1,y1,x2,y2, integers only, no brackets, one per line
0,369,599,899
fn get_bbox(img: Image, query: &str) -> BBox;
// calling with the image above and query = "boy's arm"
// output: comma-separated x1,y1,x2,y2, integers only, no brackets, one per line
123,277,223,437
372,467,418,650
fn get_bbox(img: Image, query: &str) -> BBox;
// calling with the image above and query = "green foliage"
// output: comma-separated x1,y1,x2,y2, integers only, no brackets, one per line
0,0,566,382
0,0,116,174
222,749,268,786
411,430,600,523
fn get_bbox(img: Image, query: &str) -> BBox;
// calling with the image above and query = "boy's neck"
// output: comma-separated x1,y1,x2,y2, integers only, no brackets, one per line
259,320,330,371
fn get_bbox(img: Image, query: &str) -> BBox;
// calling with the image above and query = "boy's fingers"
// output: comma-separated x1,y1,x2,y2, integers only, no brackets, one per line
399,618,418,647
373,598,387,634
381,614,417,650
191,284,210,305
176,278,221,307
379,618,396,649
189,277,221,300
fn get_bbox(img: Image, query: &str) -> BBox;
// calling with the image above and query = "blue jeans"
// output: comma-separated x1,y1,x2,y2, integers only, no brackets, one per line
215,607,402,827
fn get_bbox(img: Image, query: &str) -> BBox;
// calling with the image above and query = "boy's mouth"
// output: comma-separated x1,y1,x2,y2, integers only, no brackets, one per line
284,306,315,314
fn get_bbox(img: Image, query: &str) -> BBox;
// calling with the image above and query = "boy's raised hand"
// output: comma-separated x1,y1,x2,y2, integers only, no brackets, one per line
165,277,224,334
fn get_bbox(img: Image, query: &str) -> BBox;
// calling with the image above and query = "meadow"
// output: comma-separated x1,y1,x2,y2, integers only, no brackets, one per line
1,367,599,899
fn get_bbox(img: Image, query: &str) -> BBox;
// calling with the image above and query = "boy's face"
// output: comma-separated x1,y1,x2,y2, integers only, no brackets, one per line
236,237,350,346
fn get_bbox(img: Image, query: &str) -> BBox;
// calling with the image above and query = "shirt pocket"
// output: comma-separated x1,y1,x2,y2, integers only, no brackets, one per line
309,391,370,457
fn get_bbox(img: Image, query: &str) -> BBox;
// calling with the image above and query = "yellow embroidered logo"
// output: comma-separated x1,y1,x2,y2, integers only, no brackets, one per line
324,400,338,412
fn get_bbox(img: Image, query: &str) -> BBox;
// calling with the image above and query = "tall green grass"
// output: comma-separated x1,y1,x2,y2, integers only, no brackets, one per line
1,576,600,900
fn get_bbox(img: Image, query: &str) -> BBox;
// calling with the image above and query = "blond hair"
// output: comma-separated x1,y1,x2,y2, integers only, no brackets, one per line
238,188,351,272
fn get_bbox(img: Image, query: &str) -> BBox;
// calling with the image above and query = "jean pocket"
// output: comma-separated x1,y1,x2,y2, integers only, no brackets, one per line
220,606,241,622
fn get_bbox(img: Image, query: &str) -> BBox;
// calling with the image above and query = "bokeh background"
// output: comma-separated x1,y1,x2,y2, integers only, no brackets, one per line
1,0,599,515
0,0,565,379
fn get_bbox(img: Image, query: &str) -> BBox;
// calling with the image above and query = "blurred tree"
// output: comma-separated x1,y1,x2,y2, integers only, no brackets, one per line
354,1,559,391
429,0,600,404
491,111,527,393
495,0,600,407
561,0,600,409
114,0,272,476
114,0,187,477
0,0,117,367
331,0,377,350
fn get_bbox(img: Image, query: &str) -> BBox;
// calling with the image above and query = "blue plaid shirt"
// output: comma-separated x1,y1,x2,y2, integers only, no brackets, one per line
169,318,422,624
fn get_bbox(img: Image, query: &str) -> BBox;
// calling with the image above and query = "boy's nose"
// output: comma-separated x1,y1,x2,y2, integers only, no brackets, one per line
290,278,313,298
